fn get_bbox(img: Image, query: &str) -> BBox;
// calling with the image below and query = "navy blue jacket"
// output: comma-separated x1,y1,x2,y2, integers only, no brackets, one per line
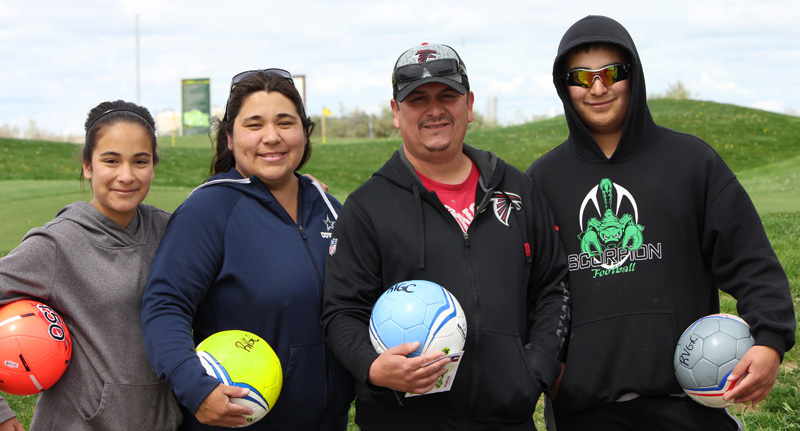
141,169,353,430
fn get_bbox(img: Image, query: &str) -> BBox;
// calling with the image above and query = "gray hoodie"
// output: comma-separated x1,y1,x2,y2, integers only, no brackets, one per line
0,201,181,430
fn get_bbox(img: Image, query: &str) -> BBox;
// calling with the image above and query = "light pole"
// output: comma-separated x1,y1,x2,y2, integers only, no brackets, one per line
136,14,140,104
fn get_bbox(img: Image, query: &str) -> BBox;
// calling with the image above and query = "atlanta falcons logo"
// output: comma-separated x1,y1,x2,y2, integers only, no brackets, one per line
490,191,522,227
416,49,438,62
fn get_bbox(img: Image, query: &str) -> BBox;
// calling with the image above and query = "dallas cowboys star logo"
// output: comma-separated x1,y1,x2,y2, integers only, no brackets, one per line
323,215,336,231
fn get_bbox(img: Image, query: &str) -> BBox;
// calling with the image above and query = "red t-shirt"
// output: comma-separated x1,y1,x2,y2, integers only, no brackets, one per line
417,162,480,232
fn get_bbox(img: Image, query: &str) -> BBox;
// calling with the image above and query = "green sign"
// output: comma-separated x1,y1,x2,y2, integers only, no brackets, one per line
181,78,210,135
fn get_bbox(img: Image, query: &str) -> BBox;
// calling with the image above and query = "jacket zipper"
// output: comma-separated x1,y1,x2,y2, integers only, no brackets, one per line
296,194,333,415
464,190,493,415
423,184,493,417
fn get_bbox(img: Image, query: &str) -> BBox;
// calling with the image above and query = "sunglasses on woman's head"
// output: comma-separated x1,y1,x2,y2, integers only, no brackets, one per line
230,68,294,88
225,69,295,122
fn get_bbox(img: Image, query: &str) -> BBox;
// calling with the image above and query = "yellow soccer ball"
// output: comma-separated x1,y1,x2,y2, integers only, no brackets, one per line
196,330,283,425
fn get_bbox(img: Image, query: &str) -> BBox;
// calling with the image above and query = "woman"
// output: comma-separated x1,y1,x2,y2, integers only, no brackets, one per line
0,100,181,430
141,69,354,430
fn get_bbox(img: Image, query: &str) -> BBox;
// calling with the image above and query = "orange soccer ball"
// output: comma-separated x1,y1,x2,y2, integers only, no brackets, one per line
0,300,72,395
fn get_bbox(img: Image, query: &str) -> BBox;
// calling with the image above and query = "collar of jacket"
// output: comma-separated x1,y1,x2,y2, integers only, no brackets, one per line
373,143,511,270
390,142,503,190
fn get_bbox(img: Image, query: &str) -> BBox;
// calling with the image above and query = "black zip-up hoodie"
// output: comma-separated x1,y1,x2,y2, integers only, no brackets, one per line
527,15,795,412
322,144,570,430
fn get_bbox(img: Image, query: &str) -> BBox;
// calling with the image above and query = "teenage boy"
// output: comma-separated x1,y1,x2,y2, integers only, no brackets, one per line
527,15,796,430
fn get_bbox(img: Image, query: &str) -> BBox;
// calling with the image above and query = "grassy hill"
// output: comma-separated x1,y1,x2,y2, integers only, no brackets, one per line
2,99,797,249
1,99,798,429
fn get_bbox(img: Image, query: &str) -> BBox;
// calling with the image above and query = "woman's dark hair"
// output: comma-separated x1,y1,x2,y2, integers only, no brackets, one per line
81,100,158,184
209,72,315,177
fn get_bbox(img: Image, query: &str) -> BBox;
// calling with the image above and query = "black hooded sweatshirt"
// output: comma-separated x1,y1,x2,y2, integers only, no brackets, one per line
526,15,795,412
322,144,570,430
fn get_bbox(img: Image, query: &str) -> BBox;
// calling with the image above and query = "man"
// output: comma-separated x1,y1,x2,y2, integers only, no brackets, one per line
321,43,570,430
527,15,796,430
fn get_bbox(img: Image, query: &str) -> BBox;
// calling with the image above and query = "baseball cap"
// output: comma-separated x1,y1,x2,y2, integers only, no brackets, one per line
392,43,469,102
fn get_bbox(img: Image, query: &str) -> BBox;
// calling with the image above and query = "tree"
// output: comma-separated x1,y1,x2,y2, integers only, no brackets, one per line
651,81,695,100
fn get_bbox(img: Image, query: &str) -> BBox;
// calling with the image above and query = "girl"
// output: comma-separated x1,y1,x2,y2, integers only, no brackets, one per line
0,100,181,430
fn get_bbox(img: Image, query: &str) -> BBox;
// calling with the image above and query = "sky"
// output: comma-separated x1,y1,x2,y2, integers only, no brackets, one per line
1,0,798,139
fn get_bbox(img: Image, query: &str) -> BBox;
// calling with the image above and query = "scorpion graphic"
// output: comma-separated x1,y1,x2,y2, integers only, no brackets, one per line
579,178,644,260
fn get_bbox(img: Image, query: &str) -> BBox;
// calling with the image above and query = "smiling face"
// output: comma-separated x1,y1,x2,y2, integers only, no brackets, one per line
391,82,474,163
226,90,306,191
566,44,631,143
82,121,155,227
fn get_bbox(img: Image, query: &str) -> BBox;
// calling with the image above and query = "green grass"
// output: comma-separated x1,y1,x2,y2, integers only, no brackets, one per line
1,100,798,430
732,212,800,429
0,139,82,181
647,99,800,172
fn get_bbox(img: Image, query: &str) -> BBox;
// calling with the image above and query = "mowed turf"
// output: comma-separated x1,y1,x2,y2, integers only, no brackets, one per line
1,99,798,430
2,100,799,253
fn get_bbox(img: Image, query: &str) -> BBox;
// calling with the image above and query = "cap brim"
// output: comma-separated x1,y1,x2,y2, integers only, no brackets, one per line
395,76,467,102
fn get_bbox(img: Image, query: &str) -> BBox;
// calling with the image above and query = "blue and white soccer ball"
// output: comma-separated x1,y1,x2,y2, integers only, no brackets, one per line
674,313,755,408
369,280,467,357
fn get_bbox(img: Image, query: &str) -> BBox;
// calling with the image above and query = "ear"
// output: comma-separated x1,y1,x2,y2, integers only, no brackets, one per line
226,131,234,152
466,91,475,123
390,99,400,129
82,162,93,181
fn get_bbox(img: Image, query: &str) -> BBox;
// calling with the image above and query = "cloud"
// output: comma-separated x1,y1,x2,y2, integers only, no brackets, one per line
752,100,783,113
1,1,798,137
686,0,798,30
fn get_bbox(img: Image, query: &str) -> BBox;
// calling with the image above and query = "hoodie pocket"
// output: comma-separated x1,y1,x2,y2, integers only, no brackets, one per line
84,381,181,430
472,330,541,420
556,310,678,412
269,342,327,423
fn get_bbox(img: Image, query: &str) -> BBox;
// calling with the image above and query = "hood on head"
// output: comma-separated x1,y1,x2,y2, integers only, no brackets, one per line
553,15,655,160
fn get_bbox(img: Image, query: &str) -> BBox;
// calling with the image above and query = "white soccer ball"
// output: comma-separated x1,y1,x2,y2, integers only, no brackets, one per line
369,280,466,357
674,314,754,408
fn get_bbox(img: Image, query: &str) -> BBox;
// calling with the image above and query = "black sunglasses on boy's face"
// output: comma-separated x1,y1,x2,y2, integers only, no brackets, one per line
566,63,629,88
